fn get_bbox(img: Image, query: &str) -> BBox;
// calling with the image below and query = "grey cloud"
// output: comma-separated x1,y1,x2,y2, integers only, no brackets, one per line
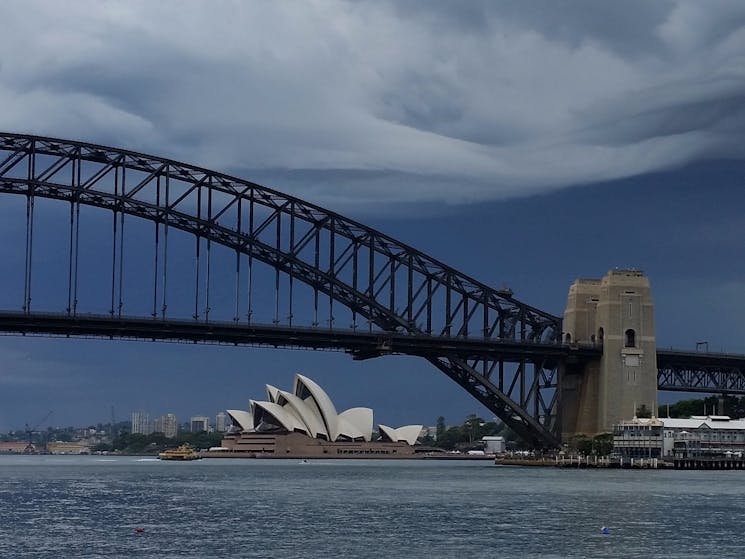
0,1,744,210
237,167,493,215
488,0,674,55
576,82,745,147
385,0,674,55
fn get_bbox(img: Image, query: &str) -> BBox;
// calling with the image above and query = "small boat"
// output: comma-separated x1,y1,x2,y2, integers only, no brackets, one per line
158,444,201,461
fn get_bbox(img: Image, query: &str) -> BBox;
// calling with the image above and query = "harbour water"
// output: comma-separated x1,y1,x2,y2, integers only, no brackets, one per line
1,455,744,558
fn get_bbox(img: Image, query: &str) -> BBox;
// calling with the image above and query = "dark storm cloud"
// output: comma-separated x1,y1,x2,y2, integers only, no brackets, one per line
577,86,745,147
1,0,745,207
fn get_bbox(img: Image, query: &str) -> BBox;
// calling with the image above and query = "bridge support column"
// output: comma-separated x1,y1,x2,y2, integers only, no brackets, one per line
561,269,658,440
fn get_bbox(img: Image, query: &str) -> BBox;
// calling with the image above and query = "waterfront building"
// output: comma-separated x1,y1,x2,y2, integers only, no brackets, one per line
47,442,90,455
0,442,29,453
131,411,152,435
154,414,178,438
222,374,423,457
482,436,506,454
215,412,228,433
613,415,745,459
190,416,210,433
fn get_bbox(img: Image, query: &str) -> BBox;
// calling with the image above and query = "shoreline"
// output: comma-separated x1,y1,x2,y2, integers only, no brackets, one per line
199,451,495,460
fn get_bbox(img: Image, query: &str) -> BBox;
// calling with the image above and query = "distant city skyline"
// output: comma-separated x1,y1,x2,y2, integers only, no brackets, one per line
126,411,231,436
154,413,178,438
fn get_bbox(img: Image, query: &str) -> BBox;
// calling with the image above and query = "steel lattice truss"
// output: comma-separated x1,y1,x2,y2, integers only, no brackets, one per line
657,350,745,394
0,133,565,447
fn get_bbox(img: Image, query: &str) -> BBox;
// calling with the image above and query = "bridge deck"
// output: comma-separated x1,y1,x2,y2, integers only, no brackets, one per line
657,349,745,394
0,311,593,362
5,313,745,395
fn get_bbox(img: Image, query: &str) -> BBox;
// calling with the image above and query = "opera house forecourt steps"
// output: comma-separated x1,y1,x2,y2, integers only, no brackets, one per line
219,374,424,458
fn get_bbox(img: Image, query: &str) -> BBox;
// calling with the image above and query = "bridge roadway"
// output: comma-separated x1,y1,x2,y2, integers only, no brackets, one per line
657,349,745,394
0,311,592,362
3,312,745,395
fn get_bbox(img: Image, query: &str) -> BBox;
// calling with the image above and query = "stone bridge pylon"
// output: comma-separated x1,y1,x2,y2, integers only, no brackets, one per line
561,269,658,438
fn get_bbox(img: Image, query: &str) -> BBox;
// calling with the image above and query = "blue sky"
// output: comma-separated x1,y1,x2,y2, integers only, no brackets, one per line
1,1,745,431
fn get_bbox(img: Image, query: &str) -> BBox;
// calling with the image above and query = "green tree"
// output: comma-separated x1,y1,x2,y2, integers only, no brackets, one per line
570,434,592,455
430,414,504,450
568,433,614,456
435,426,462,450
419,434,435,446
593,433,614,456
435,416,446,441
636,404,652,418
464,414,481,443
660,395,745,419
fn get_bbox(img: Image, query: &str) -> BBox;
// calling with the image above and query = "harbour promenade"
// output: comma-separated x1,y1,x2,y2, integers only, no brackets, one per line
495,455,667,469
496,454,745,469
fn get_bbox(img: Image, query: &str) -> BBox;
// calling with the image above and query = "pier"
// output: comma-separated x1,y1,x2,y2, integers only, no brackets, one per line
673,458,745,470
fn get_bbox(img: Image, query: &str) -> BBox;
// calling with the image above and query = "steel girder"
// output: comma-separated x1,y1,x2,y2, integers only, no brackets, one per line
0,132,563,447
0,312,586,361
657,350,745,394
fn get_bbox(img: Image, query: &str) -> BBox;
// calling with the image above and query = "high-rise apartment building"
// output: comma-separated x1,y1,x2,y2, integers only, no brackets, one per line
215,412,228,433
190,416,210,433
154,413,178,438
131,411,152,435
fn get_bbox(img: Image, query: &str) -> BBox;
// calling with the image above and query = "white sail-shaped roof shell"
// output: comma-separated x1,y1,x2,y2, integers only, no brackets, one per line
226,409,254,431
250,400,308,435
276,390,328,439
338,408,373,441
378,425,399,443
265,384,280,404
379,424,423,446
294,374,339,441
395,425,423,445
230,375,424,445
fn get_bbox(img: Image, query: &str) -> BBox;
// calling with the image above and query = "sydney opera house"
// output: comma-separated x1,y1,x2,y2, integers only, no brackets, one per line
222,374,423,458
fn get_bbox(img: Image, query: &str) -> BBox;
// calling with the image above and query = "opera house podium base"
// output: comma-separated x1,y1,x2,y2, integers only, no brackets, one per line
220,431,417,459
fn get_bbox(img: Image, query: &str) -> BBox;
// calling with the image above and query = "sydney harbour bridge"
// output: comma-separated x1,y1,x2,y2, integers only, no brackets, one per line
0,132,744,448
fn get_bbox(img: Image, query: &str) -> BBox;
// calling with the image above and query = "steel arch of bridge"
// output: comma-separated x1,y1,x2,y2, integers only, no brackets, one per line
0,132,563,447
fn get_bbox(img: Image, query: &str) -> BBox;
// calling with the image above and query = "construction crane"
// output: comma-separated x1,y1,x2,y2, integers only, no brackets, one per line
24,410,53,454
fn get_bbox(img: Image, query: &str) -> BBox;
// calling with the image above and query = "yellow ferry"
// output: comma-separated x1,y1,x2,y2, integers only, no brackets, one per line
158,444,201,461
